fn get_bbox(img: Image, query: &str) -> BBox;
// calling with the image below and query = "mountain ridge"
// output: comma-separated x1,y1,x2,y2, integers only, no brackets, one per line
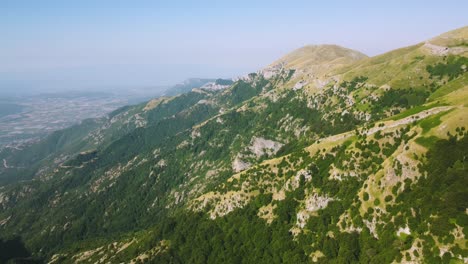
0,26,467,263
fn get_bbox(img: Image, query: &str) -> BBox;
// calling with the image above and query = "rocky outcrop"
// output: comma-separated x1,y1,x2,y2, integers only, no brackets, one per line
293,80,308,90
232,156,251,173
200,82,231,90
422,42,468,56
296,192,334,228
259,62,286,79
249,137,283,158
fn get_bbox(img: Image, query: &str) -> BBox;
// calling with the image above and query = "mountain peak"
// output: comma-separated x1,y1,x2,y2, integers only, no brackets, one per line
418,26,468,57
260,44,367,91
271,44,367,70
427,26,468,47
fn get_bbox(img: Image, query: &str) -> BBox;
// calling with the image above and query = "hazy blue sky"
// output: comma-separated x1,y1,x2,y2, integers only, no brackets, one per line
1,0,467,91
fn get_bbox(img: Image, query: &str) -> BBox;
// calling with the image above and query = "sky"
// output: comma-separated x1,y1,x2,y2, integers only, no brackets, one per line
0,0,467,92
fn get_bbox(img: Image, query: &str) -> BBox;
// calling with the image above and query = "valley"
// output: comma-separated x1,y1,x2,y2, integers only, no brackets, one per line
0,93,128,147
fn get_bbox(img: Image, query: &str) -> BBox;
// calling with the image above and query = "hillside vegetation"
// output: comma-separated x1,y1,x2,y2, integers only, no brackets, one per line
0,26,467,263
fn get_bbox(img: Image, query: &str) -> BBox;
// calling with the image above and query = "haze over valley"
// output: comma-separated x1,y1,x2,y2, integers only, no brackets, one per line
0,88,166,148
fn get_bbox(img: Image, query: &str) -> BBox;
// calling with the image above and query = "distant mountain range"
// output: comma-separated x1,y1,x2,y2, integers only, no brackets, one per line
163,78,234,96
0,26,467,263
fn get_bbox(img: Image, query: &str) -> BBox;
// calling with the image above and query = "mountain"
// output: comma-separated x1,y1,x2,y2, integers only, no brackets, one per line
0,27,467,263
163,78,235,96
163,78,215,96
261,45,368,92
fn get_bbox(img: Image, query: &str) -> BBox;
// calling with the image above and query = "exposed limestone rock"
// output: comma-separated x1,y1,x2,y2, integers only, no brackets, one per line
365,106,452,136
296,210,311,229
310,250,325,262
313,78,330,89
249,137,283,157
296,192,334,228
0,215,11,226
2,159,9,169
397,225,411,236
259,62,285,79
286,169,312,191
200,82,231,90
0,191,9,207
329,164,357,181
233,74,253,82
116,240,135,254
191,129,201,139
49,253,66,264
152,148,160,159
73,246,104,262
205,169,218,180
363,218,381,239
278,114,310,138
451,224,465,241
293,80,308,90
304,193,334,212
177,140,190,149
232,156,251,173
173,191,185,205
422,42,468,56
157,159,167,168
